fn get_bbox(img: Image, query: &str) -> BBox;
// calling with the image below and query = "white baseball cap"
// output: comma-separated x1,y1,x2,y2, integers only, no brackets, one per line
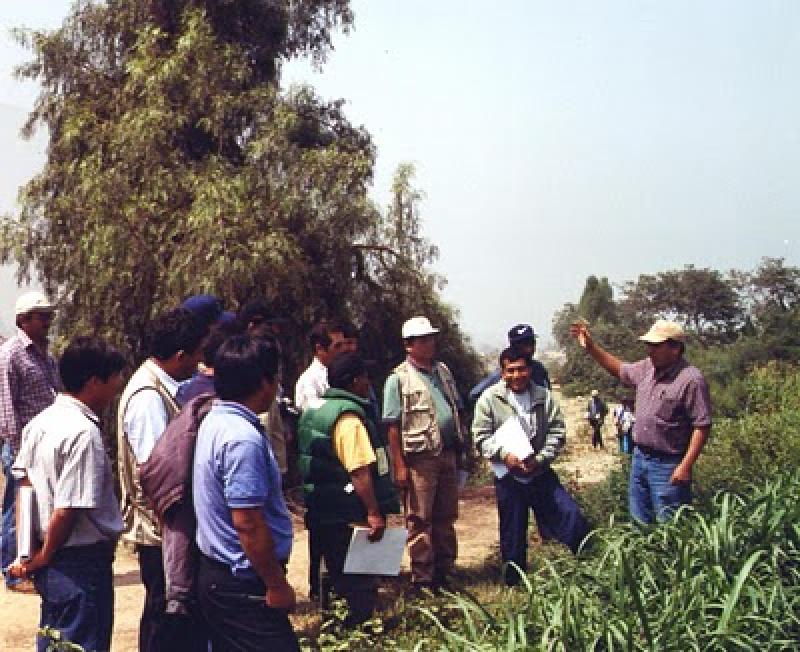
402,316,440,339
14,292,55,317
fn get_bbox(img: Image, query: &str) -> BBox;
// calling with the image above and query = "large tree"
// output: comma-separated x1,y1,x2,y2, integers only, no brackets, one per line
0,1,482,391
1,1,360,360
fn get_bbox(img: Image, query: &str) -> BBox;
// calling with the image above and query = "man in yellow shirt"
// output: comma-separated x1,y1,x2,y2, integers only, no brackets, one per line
297,352,399,626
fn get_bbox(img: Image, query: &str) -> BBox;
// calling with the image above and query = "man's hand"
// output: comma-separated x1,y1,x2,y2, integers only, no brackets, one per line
670,464,691,485
393,459,409,490
569,319,592,349
265,579,296,611
504,453,531,476
366,512,386,542
6,548,47,579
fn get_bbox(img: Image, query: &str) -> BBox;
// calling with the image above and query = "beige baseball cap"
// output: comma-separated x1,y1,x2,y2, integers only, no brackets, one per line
638,319,686,344
402,316,440,339
14,292,55,317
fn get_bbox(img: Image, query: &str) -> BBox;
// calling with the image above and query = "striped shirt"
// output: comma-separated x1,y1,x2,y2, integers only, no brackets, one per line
0,329,61,450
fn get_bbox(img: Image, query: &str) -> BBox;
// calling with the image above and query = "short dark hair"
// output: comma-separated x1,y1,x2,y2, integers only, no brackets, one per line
213,335,280,401
146,308,208,361
499,346,532,369
328,352,366,390
238,297,273,327
309,319,344,351
60,336,127,393
202,320,244,366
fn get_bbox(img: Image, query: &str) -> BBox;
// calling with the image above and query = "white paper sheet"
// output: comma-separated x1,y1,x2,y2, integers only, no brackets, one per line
18,486,36,561
489,416,535,480
342,526,407,576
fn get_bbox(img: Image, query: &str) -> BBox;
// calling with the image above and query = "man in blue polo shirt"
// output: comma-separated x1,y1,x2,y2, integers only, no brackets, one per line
193,335,298,651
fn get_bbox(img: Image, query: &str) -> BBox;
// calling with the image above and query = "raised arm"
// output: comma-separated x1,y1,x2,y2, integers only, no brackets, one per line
569,321,624,379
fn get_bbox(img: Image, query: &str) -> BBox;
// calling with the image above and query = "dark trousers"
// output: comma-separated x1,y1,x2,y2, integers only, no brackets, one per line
197,553,299,652
590,420,604,448
495,470,590,585
307,518,321,600
311,523,377,626
137,545,208,652
33,543,115,652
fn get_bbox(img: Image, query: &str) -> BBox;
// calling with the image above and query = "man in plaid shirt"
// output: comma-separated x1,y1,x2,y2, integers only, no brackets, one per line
0,292,61,591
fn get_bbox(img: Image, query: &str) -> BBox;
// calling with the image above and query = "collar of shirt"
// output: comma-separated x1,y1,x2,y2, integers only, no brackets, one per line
211,399,264,433
310,357,328,379
55,393,101,427
144,358,180,398
406,356,437,376
652,356,688,382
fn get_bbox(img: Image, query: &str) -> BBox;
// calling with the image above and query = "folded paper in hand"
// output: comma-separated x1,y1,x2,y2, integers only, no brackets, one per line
18,485,36,561
342,526,407,576
490,416,535,480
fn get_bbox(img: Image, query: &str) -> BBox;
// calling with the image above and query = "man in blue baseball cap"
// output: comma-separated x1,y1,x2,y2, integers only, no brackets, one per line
468,324,551,404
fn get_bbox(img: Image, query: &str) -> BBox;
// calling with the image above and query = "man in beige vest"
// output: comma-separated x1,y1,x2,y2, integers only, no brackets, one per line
117,308,207,651
382,316,464,590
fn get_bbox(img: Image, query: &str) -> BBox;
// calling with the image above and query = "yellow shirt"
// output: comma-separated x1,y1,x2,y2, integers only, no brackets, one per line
332,413,376,472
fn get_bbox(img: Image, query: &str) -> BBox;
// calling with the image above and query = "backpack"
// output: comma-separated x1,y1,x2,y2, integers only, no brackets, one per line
139,393,214,615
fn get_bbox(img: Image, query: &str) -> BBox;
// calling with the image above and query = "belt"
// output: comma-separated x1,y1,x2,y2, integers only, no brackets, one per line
634,443,681,458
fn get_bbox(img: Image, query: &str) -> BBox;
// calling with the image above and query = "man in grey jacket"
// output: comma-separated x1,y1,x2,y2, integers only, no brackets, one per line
473,347,589,586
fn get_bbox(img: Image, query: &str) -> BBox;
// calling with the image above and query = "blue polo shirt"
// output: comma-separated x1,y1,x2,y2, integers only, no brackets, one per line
193,400,292,577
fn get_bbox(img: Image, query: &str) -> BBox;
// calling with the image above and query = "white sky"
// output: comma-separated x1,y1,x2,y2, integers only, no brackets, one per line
1,1,799,348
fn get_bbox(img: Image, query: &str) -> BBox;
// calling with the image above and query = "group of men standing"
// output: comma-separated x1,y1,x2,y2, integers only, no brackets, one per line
0,288,713,651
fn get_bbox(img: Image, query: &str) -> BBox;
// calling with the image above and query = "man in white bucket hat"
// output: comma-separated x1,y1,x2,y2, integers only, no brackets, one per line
382,316,464,590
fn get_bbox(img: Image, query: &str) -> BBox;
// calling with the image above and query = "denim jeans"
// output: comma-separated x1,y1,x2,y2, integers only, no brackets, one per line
629,446,691,524
33,543,115,652
1,438,19,587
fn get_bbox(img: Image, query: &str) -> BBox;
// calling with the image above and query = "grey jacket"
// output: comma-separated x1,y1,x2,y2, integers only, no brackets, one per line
472,381,566,471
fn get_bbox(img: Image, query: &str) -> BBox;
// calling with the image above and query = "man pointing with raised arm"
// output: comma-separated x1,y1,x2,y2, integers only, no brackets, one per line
569,319,712,523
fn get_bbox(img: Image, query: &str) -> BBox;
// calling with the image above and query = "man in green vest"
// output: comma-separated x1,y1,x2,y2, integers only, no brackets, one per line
298,352,399,626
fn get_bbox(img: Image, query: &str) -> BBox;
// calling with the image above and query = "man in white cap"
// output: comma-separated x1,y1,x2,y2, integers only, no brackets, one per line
0,291,61,591
382,315,464,590
570,318,712,523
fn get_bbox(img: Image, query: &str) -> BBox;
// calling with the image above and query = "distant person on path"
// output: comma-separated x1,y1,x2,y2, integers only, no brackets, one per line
473,347,589,586
193,336,299,651
586,389,607,449
9,337,125,652
614,399,635,454
0,292,61,592
383,315,465,590
468,324,550,404
298,352,399,625
570,319,712,523
117,308,208,651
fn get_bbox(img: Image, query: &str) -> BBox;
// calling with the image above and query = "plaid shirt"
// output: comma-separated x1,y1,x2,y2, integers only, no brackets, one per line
0,328,61,451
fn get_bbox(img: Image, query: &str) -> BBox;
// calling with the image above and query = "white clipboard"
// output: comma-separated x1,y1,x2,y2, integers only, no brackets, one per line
342,527,407,576
489,416,535,480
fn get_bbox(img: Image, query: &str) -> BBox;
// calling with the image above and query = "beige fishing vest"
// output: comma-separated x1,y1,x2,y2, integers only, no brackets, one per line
394,360,462,455
117,360,179,547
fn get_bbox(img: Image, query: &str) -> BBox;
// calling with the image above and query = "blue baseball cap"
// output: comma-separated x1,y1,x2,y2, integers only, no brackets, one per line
507,324,536,345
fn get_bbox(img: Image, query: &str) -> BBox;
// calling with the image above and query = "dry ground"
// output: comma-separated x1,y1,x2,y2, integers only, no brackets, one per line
0,391,620,650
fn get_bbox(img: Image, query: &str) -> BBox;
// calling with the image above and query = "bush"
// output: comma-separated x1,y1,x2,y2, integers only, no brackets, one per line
415,474,800,650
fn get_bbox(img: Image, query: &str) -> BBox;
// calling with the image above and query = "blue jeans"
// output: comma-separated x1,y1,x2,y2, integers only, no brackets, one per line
33,543,115,652
629,446,691,524
1,439,19,587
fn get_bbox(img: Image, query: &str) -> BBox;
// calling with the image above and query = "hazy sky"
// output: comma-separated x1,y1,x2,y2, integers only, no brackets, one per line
2,1,799,347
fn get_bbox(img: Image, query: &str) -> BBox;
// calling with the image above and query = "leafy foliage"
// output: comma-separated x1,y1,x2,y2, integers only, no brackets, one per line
410,474,800,650
0,1,482,392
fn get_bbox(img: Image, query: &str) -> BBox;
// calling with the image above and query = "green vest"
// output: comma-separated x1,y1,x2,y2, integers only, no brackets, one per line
298,388,399,526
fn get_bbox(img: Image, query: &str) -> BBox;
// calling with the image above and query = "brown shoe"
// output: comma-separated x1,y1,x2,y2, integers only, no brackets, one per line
7,579,37,594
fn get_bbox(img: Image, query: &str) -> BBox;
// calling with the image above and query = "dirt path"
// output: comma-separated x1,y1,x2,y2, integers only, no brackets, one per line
0,391,619,651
